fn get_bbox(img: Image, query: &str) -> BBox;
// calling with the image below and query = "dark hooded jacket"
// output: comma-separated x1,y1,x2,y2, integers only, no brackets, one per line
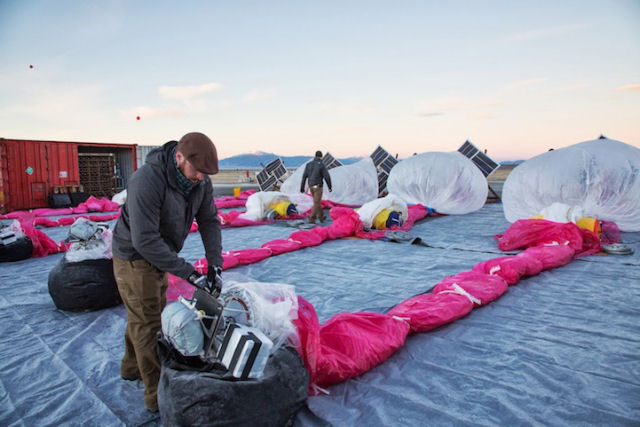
300,158,332,192
112,141,223,279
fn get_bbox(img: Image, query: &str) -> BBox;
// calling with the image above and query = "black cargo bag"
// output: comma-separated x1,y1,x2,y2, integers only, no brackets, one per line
0,237,33,263
49,193,72,208
48,257,122,311
69,191,91,206
157,337,309,427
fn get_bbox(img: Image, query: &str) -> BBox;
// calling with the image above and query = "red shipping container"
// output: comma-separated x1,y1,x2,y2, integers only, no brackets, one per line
0,138,137,213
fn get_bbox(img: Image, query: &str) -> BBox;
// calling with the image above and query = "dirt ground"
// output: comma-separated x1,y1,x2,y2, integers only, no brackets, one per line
210,169,262,184
487,164,516,181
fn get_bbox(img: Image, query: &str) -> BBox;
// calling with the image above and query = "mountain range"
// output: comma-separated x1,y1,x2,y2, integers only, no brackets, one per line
219,151,524,169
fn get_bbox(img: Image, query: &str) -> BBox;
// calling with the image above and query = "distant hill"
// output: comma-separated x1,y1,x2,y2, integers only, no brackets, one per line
219,151,362,169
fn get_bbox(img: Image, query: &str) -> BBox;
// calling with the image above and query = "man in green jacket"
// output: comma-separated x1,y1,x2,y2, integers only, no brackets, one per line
112,132,223,412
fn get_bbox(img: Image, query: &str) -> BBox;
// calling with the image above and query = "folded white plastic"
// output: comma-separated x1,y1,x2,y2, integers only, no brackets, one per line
357,194,408,229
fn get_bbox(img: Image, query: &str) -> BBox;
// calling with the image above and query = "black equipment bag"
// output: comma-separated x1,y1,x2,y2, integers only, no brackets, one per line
69,191,91,206
48,257,122,311
0,237,33,262
157,337,309,427
49,193,72,208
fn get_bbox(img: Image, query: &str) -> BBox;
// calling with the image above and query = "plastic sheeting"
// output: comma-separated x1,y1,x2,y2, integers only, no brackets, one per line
502,137,640,232
1,204,639,426
386,151,488,214
281,158,379,206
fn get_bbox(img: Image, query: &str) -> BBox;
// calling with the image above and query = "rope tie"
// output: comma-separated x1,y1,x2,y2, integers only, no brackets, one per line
437,283,481,305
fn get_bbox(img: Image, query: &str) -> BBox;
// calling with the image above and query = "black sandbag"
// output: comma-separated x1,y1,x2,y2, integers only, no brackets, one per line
48,257,122,311
49,193,72,208
0,237,33,262
158,341,309,427
69,191,91,206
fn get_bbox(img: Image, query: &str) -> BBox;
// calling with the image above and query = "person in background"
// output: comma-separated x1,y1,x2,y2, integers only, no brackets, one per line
111,132,223,412
300,150,332,223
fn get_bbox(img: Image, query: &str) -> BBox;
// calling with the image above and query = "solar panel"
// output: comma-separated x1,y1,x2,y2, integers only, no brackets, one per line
380,156,398,174
457,140,478,158
257,174,277,192
377,171,389,196
322,152,343,170
256,169,269,184
257,158,287,191
457,140,499,177
473,151,499,177
273,163,287,179
370,146,390,167
369,145,398,195
264,158,286,178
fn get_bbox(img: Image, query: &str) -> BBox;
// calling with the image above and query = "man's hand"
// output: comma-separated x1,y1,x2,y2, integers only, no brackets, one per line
207,265,223,296
187,271,208,290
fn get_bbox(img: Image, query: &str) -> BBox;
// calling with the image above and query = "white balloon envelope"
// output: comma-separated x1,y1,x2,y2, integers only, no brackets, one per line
502,138,640,232
386,152,488,215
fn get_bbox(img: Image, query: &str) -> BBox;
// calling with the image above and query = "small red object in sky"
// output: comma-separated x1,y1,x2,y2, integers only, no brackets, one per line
136,116,140,120
29,65,33,69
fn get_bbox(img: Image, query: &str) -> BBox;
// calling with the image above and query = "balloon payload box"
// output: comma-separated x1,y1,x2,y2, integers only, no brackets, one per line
217,323,273,379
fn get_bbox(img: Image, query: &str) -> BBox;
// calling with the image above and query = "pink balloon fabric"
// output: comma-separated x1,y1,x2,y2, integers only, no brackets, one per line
294,296,410,393
290,218,603,394
214,190,254,209
433,271,509,307
17,218,69,257
261,239,303,256
388,292,473,334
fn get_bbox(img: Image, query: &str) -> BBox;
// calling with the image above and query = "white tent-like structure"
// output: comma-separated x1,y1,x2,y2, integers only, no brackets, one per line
386,151,488,214
502,137,640,232
281,157,378,206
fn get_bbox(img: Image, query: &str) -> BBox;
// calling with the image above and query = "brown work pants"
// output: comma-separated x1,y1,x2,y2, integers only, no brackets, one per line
309,185,325,223
113,255,168,411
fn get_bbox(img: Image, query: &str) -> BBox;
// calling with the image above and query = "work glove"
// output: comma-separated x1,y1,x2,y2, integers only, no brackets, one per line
207,265,223,296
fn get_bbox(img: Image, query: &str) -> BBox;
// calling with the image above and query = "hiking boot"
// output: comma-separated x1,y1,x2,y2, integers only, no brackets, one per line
146,404,159,413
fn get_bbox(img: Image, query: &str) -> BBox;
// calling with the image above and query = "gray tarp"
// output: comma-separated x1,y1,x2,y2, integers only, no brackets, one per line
1,203,639,426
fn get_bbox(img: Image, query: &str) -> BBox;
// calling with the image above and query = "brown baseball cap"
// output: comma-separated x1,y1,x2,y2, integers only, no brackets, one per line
177,132,219,174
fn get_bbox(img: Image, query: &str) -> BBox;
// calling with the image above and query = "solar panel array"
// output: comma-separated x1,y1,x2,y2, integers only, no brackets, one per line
256,158,288,191
457,140,499,177
370,145,398,195
322,152,343,170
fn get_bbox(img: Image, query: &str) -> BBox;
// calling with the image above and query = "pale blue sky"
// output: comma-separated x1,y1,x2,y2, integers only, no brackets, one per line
1,0,638,160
